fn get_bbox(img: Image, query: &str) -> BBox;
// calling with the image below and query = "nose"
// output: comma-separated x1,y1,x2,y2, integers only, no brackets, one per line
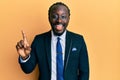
57,17,62,23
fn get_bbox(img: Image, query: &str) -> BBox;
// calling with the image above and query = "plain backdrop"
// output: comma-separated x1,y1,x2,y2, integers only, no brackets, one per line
0,0,120,80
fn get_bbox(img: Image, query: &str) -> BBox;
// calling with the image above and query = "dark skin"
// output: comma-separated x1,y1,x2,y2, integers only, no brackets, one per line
49,5,70,36
16,5,70,59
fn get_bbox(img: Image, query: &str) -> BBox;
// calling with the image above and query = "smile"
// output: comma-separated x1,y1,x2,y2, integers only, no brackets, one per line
54,24,64,31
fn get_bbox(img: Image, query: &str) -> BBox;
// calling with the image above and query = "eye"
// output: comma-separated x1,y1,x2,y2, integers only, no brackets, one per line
51,15,58,19
61,15,67,19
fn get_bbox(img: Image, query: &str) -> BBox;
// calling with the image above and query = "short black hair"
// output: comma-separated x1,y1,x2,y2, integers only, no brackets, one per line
48,2,70,16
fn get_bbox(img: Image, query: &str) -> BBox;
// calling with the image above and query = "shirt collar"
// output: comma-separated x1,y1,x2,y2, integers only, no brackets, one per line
51,30,66,41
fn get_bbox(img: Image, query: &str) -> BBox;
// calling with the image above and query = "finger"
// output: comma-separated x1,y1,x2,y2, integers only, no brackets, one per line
25,47,31,55
21,30,27,42
25,46,31,50
17,41,23,49
20,39,29,48
16,45,20,51
21,30,29,47
16,43,23,51
20,40,24,47
19,40,29,49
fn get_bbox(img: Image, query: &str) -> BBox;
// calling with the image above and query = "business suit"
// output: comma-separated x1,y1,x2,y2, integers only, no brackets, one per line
19,30,89,80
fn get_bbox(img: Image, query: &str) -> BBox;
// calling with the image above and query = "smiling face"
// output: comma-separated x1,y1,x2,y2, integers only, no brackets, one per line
49,5,70,36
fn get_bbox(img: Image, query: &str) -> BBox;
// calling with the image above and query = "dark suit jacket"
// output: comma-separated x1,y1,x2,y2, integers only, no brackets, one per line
19,30,89,80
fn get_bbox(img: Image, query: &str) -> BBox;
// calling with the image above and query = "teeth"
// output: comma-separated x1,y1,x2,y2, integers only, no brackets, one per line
56,24,62,26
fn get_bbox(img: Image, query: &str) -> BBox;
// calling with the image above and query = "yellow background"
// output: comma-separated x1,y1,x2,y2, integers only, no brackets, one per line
0,0,120,80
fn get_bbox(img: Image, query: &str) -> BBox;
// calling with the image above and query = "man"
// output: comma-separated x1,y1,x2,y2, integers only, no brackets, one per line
16,2,89,80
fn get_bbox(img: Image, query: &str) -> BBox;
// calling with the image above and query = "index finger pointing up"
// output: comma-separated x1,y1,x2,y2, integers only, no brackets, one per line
21,30,27,41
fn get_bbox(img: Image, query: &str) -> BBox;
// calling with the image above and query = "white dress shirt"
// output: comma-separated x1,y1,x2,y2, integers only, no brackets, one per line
20,30,66,80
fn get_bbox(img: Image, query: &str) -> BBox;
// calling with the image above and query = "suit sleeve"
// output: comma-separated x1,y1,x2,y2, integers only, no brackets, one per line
78,36,89,80
18,36,38,74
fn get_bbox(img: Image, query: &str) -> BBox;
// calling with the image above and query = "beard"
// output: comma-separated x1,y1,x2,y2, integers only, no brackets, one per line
51,23,67,36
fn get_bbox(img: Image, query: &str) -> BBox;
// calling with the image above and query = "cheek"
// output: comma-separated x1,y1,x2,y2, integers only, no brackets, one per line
49,17,55,23
63,18,69,23
63,20,68,25
50,19,56,24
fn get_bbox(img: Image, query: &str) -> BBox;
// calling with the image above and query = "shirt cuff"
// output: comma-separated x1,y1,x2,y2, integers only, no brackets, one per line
19,54,31,63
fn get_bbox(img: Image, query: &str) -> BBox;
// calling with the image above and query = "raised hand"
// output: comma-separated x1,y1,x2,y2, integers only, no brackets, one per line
16,30,31,60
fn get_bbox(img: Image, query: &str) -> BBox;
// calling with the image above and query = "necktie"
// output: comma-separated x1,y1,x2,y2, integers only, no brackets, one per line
56,37,64,80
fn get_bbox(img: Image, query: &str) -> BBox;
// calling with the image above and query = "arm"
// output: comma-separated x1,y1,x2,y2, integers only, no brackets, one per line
78,37,89,80
19,35,38,74
16,31,37,74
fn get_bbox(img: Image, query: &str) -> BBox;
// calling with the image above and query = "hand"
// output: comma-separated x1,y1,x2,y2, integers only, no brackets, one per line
16,30,31,60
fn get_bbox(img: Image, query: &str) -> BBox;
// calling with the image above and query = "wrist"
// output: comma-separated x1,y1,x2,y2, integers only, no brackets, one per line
20,55,29,60
19,54,31,63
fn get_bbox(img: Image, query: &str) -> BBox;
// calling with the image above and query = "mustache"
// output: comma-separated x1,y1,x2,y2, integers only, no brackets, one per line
53,23,66,26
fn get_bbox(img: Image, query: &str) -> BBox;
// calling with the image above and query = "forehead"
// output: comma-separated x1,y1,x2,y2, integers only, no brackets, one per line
50,5,68,14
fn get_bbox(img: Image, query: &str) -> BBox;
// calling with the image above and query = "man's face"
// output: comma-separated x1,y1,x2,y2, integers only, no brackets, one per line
49,5,70,36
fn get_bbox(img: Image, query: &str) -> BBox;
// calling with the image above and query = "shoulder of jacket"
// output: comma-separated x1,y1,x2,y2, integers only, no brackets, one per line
35,31,51,38
67,30,83,39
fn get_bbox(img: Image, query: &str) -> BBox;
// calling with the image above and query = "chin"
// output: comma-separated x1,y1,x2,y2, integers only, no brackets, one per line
54,31,64,36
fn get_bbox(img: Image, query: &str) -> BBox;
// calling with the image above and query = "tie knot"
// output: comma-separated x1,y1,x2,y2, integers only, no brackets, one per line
57,37,60,41
56,37,62,54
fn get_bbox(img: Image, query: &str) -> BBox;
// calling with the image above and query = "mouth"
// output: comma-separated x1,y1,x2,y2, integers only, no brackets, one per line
54,24,64,31
51,23,66,36
55,24,63,31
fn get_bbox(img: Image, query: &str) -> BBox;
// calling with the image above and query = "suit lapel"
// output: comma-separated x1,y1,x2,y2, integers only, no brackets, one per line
45,31,73,73
64,31,73,71
45,31,51,72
